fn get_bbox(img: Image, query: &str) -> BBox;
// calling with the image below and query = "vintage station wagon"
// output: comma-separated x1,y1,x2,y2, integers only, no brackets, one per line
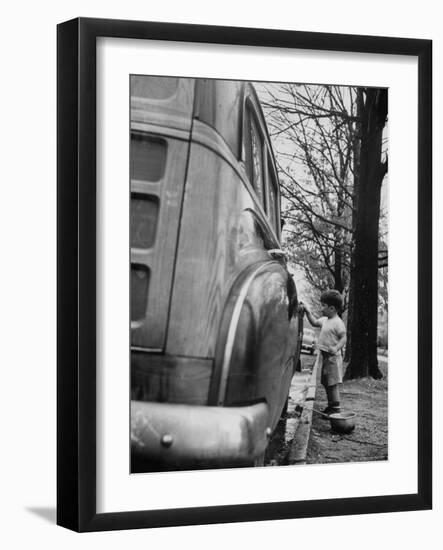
130,76,303,471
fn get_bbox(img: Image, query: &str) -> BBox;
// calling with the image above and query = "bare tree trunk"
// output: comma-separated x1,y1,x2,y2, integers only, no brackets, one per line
345,89,387,379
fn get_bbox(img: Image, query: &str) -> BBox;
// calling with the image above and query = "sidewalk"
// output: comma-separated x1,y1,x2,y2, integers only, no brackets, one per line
265,354,388,466
306,358,388,464
285,364,315,443
288,357,318,464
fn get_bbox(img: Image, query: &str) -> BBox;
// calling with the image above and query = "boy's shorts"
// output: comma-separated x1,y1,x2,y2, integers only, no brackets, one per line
319,351,343,387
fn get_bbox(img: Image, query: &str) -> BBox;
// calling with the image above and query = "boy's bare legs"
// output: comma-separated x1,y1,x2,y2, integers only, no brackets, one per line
329,384,340,404
325,384,341,413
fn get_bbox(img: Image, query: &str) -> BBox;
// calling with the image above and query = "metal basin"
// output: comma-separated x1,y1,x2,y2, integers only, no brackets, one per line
329,412,356,434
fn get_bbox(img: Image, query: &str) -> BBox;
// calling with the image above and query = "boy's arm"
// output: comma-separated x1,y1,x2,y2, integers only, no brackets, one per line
300,303,322,328
330,331,346,355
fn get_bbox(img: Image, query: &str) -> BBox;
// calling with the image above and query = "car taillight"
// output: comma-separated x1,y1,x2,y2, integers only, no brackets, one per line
131,133,167,182
131,265,150,322
131,194,159,249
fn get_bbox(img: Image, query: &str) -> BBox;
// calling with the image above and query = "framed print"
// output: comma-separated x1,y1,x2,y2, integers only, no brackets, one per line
57,17,432,532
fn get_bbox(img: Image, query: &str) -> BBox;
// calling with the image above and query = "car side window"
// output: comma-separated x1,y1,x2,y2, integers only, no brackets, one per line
245,106,265,208
266,159,279,232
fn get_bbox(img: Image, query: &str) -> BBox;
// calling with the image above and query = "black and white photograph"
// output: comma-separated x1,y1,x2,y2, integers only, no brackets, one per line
53,14,431,534
0,1,435,542
129,75,389,473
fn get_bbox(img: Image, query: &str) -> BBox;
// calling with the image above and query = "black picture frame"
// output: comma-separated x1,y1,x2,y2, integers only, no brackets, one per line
57,17,432,532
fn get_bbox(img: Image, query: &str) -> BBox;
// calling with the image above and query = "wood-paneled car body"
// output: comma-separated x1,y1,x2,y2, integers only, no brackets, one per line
130,76,303,471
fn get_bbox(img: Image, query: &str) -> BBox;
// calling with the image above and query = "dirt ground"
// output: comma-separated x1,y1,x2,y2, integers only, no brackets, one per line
306,355,388,464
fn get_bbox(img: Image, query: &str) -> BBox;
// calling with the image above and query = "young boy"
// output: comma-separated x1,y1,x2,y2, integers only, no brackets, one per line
302,290,346,415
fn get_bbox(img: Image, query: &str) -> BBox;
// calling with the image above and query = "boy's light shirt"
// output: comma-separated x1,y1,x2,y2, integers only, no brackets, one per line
317,315,346,353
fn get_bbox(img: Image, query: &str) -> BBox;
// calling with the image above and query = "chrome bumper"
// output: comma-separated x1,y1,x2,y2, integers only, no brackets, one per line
131,400,270,467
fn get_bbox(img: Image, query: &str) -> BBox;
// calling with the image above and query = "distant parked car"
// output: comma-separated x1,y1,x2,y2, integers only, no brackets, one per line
301,328,316,354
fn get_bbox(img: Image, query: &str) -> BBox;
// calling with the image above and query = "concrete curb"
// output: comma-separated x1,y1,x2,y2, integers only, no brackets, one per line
288,358,318,465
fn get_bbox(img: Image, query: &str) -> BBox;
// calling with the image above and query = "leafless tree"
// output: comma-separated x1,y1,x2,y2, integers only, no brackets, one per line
259,83,357,303
345,88,388,379
258,82,388,379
